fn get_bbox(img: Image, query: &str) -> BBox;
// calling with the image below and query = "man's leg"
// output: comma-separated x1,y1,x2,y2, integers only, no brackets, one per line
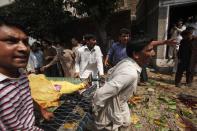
175,63,184,87
168,46,175,59
186,59,196,87
140,66,148,82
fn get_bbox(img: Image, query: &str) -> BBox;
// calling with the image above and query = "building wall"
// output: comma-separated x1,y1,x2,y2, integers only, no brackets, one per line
160,0,197,6
130,0,138,15
136,0,197,70
0,0,14,7
136,0,171,70
136,0,147,30
129,0,138,21
136,0,159,38
118,0,138,21
156,6,169,58
137,0,197,42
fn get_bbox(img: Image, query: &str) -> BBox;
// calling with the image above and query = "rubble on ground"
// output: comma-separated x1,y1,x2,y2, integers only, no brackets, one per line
129,72,197,130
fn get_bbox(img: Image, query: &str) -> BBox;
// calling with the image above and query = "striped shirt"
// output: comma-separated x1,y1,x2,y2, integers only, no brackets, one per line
0,73,42,131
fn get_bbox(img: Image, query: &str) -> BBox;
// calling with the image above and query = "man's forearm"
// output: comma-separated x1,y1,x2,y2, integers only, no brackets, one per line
151,40,165,47
151,39,177,47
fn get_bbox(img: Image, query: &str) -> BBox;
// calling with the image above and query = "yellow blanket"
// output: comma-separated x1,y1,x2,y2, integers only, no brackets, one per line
28,74,86,108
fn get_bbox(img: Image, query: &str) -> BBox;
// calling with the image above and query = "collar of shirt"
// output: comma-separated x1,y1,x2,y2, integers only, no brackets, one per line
0,69,25,82
0,73,8,82
84,45,96,52
117,41,126,47
127,57,142,73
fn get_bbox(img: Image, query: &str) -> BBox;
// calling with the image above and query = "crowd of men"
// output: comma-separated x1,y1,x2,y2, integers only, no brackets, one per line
0,15,196,131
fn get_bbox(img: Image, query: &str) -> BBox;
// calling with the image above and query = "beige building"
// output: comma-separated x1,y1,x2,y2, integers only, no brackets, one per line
136,0,197,71
118,0,139,22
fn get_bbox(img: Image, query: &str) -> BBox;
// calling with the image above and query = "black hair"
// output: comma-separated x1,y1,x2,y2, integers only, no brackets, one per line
0,16,26,32
30,42,38,49
84,34,96,40
32,41,40,46
181,27,195,36
186,26,195,32
126,36,152,58
119,28,131,36
177,19,183,23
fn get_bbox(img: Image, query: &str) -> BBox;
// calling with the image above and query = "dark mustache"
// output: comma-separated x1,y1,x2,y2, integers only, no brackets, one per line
15,51,29,57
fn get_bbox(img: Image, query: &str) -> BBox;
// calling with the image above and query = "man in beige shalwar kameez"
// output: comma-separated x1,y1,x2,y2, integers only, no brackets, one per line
93,37,176,131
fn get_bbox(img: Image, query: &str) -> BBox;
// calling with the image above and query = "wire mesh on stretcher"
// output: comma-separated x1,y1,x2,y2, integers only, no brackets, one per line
38,83,97,131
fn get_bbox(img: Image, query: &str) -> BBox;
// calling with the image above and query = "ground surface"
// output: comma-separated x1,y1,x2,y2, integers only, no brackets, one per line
129,70,197,131
40,73,197,131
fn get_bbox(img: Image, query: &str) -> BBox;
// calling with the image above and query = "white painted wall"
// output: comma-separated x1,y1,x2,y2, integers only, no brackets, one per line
160,0,197,7
0,0,14,7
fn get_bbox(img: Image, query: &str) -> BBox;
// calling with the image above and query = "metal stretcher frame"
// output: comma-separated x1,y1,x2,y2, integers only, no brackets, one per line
38,78,97,131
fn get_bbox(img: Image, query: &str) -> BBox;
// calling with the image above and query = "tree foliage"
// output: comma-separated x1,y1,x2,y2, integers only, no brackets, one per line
73,0,119,24
72,0,120,53
0,0,122,47
0,0,73,41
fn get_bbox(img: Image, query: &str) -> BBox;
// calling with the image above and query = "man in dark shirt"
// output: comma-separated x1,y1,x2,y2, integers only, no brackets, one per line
175,27,194,87
104,28,130,67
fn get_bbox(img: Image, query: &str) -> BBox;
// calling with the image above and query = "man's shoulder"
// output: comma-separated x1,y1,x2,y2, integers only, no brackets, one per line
113,63,138,80
111,42,124,50
0,72,28,88
0,73,9,90
77,46,86,52
63,49,73,53
111,42,120,47
94,45,101,50
117,58,141,72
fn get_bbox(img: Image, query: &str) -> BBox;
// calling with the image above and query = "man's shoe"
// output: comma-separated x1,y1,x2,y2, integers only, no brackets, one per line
138,82,148,86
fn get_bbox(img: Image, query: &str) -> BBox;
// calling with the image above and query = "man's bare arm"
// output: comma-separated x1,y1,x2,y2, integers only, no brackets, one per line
151,39,177,47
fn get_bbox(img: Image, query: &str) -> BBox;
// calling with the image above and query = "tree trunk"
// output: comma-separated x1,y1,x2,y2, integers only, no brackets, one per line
96,22,108,56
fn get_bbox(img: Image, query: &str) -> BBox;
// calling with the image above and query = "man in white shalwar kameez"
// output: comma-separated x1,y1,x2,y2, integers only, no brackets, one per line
92,37,177,131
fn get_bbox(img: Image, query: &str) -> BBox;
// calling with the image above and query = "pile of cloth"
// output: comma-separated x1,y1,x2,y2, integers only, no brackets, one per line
28,74,87,108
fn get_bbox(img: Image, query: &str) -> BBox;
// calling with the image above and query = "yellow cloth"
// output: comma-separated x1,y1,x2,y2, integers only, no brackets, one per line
51,81,85,94
28,74,86,108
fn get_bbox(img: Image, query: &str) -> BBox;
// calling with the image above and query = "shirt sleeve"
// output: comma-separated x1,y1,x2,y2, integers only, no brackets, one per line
107,43,115,63
96,47,104,75
75,49,80,73
93,70,137,111
46,55,58,67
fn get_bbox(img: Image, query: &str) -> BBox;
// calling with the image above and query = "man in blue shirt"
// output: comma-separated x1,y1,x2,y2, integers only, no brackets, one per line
104,28,130,67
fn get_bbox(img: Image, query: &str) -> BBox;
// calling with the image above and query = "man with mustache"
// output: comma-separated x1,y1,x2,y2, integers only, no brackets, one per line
93,36,176,131
0,18,50,130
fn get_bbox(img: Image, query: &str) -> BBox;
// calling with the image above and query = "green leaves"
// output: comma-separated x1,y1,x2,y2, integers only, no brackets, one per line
72,0,120,24
158,96,177,111
0,0,73,40
134,123,143,128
